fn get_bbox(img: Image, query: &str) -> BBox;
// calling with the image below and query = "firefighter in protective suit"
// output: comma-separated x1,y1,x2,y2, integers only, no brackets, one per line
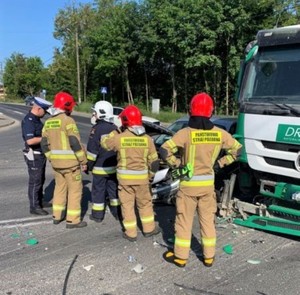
87,101,120,222
41,92,88,229
101,105,161,241
160,93,242,268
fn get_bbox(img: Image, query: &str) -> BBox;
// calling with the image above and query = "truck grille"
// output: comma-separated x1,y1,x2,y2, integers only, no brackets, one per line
264,157,295,169
261,140,298,170
262,140,300,152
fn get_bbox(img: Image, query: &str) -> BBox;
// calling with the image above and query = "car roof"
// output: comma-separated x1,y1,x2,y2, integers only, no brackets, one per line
167,115,237,134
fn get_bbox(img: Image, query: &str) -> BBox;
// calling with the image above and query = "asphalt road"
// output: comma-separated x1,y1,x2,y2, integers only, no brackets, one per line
0,103,299,295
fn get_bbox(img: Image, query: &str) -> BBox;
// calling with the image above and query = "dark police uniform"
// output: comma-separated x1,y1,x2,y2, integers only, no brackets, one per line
87,119,120,222
21,97,51,213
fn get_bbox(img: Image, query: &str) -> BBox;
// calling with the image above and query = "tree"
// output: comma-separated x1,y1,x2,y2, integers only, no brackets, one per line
90,0,142,104
54,3,96,103
3,53,45,98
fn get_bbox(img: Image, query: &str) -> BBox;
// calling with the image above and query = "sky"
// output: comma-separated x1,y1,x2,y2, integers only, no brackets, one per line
0,0,91,68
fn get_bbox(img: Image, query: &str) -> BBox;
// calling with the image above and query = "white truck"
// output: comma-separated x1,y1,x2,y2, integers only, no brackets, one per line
220,25,300,237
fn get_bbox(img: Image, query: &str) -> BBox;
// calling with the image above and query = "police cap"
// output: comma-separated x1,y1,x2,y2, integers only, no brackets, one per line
33,97,52,110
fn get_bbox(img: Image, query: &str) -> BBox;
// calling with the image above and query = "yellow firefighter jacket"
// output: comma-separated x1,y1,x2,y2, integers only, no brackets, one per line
160,126,242,194
41,113,87,169
101,129,159,185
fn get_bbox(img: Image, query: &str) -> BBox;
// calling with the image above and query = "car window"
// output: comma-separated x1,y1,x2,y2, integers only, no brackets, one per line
168,121,188,133
154,121,188,148
113,107,123,116
154,134,172,147
214,123,226,131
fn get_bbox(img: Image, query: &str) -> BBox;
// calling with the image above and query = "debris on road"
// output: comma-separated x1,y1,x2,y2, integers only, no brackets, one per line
247,259,261,265
131,263,145,274
223,244,233,255
25,238,38,245
128,255,136,263
83,265,94,271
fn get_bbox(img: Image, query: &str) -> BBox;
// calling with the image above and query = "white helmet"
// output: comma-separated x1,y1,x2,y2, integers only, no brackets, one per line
92,101,113,122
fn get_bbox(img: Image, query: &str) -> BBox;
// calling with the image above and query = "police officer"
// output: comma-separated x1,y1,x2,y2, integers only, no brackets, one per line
41,92,88,229
160,93,242,268
22,97,52,215
101,105,161,241
87,101,120,222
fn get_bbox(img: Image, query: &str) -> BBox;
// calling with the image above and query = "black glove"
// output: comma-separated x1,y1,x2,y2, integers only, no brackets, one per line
87,160,95,172
213,161,221,174
171,163,193,180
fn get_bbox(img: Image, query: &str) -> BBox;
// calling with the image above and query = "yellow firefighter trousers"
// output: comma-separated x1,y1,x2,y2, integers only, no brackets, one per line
174,187,217,260
118,184,156,238
52,166,83,224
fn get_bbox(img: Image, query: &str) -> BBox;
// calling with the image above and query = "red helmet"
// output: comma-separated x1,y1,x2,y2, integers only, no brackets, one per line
119,105,142,127
53,92,76,112
189,92,214,117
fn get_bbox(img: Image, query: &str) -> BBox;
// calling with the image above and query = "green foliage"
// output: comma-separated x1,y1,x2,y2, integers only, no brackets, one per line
3,0,300,115
3,54,47,98
75,101,93,113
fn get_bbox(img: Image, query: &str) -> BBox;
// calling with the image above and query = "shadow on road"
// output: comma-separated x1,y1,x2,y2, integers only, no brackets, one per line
154,203,203,258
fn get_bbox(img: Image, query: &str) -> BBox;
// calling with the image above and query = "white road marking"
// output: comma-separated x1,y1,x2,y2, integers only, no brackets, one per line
13,110,23,115
0,216,51,228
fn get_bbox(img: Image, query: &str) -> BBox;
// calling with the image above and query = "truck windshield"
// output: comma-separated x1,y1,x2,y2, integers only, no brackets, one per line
239,47,300,105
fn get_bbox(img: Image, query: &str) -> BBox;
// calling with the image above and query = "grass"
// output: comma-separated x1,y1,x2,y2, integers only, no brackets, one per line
75,101,186,123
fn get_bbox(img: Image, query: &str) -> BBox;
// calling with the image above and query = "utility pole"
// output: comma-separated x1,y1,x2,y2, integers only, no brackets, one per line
75,27,81,104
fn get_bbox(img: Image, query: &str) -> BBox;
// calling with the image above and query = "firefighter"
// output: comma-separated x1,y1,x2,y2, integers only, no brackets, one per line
21,97,52,215
160,93,242,268
41,92,88,229
101,105,161,241
87,101,120,222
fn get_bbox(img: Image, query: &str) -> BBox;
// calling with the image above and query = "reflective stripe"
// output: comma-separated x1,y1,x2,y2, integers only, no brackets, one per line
75,150,85,158
67,209,81,216
48,149,77,160
225,154,235,164
117,169,148,180
175,237,191,248
110,199,120,206
181,174,214,187
50,150,75,155
143,149,148,170
188,144,195,168
66,123,79,133
53,204,65,211
190,175,214,181
118,174,148,180
92,203,105,211
87,151,97,161
92,166,116,175
181,179,214,187
124,220,137,229
117,169,148,175
202,237,216,247
148,152,158,161
140,215,154,224
50,154,77,160
120,149,126,168
212,146,221,164
61,131,67,149
166,139,178,153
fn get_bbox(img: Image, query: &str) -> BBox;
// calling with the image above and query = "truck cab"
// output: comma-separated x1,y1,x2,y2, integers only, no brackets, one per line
232,25,300,236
